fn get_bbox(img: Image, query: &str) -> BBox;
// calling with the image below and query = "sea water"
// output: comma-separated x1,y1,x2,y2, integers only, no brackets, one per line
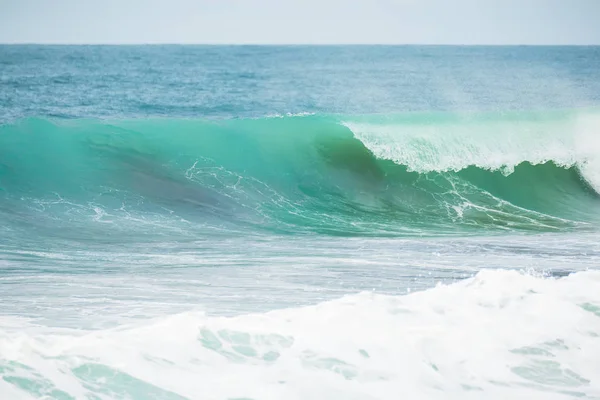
1,45,600,399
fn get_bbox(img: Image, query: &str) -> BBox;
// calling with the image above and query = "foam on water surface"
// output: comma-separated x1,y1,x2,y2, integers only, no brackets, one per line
1,270,599,400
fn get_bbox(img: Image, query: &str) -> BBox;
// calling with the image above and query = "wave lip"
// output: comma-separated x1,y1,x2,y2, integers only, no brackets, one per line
343,109,600,183
0,110,599,239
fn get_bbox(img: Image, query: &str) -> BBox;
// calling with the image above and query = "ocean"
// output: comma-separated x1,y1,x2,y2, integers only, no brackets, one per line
1,45,600,399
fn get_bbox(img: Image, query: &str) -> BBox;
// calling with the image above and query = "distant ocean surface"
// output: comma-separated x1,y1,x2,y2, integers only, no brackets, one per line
1,45,600,400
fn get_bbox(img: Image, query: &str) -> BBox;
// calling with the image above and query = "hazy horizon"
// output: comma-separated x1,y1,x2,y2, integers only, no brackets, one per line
2,43,600,46
1,0,599,45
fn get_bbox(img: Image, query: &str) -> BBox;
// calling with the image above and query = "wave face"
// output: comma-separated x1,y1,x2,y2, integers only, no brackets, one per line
1,110,599,240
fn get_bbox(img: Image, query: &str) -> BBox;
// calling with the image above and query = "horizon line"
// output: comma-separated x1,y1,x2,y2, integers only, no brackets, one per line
1,42,599,46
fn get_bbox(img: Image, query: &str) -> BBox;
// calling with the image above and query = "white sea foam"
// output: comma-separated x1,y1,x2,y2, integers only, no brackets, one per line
1,269,599,399
344,111,600,192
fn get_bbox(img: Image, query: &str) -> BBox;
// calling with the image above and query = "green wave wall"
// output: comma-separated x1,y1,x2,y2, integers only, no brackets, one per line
1,111,599,239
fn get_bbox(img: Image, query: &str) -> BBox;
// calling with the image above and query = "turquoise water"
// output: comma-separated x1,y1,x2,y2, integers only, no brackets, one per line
1,46,600,399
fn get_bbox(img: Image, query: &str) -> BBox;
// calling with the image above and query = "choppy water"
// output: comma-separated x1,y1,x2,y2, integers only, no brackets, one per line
1,45,600,400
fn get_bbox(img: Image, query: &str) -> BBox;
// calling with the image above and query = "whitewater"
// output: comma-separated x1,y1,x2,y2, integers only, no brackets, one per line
1,45,600,399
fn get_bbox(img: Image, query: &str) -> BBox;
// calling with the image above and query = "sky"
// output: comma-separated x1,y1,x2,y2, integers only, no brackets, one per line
1,0,599,45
